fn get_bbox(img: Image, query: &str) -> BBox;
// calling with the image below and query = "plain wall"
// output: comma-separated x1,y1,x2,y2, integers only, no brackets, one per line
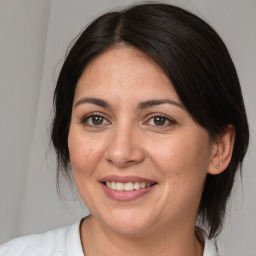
0,1,255,255
0,0,52,241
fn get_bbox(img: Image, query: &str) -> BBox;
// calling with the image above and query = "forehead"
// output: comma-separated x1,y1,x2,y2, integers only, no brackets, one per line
84,45,162,74
74,46,181,104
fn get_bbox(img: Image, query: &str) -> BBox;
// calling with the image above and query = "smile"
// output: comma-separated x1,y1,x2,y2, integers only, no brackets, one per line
104,181,154,191
99,176,157,201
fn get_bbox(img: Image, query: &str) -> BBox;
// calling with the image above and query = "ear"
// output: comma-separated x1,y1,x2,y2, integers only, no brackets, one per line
208,125,235,175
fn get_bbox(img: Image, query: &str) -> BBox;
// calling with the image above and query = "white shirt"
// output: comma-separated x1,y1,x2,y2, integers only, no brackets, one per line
0,220,217,256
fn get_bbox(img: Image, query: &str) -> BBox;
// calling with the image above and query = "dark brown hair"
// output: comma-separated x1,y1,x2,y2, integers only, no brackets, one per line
51,3,249,239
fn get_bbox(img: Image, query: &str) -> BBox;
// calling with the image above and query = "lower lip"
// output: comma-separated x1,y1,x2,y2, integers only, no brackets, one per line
101,183,154,201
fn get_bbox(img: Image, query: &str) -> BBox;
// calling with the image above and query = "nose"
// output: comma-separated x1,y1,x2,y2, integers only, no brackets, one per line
105,124,145,168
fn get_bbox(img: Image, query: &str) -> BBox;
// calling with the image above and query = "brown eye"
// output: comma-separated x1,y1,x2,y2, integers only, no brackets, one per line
91,116,104,125
153,117,166,126
146,114,176,128
82,114,110,126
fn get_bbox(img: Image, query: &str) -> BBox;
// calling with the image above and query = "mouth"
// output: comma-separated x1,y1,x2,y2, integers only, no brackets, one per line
102,181,156,191
99,176,157,201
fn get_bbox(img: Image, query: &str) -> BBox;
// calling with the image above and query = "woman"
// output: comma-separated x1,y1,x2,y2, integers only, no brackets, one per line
0,3,249,256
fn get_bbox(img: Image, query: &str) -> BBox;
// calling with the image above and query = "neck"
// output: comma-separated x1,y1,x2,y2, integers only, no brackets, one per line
80,215,204,256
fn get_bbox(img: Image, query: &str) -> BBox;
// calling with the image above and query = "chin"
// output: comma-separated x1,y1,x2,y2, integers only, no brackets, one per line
107,221,153,236
99,209,157,235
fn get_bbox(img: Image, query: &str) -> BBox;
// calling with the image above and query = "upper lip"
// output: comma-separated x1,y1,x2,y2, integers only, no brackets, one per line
99,175,157,184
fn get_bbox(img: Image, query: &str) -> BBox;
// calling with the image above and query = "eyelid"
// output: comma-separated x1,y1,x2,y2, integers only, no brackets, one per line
80,112,111,126
144,113,177,127
79,112,177,128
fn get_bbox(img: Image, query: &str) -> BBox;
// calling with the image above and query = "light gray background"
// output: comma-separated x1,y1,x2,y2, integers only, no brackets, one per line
0,0,255,255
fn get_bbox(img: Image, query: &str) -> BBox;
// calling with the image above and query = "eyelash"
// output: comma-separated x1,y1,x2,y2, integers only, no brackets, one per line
144,114,177,128
80,113,110,127
80,113,177,128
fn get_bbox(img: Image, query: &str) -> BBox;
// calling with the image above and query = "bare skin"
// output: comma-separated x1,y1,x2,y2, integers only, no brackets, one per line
68,46,235,256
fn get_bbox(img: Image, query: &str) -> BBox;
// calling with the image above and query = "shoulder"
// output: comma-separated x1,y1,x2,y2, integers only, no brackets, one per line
201,231,218,256
196,226,218,256
0,220,83,256
0,226,68,256
203,237,218,256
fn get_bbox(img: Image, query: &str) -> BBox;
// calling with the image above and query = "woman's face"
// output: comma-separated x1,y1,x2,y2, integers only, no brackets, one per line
68,47,214,235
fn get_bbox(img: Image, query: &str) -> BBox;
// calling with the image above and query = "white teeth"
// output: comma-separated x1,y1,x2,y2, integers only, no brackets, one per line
115,182,124,191
110,181,116,190
105,181,154,191
124,182,133,191
134,182,140,190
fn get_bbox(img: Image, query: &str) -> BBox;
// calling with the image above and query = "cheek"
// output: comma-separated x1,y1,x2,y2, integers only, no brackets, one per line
67,128,105,207
149,130,211,182
68,127,101,177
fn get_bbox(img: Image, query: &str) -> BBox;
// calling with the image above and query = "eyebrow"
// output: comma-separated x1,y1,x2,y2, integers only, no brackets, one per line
74,97,110,108
137,99,183,109
74,97,183,110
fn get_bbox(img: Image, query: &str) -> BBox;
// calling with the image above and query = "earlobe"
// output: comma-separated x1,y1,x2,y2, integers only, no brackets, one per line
208,125,235,175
